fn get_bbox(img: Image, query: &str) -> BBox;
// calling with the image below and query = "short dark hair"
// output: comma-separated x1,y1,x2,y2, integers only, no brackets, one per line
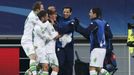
32,1,43,11
91,8,102,18
63,7,72,12
37,10,48,20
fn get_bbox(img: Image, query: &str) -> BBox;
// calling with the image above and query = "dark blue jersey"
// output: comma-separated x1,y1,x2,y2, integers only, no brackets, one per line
75,18,113,52
57,17,75,34
89,19,107,51
56,17,75,48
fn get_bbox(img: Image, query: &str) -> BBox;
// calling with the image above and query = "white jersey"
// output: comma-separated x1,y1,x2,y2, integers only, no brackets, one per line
34,21,59,65
34,21,58,53
21,11,42,56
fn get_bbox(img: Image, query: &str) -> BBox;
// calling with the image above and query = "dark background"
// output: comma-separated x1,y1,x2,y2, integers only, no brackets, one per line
0,0,134,36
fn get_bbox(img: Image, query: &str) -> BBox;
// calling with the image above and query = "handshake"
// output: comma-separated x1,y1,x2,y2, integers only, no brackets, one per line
70,17,80,30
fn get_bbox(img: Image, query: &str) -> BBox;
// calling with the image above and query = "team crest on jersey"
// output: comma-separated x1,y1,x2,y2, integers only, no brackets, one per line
41,27,47,34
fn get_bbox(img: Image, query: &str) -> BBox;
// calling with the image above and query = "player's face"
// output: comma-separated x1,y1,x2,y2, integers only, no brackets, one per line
63,8,72,19
89,9,96,19
42,14,48,23
50,13,57,21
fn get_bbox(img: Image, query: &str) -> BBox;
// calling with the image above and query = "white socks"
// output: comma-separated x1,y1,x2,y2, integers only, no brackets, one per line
90,70,97,75
51,71,58,75
30,60,37,75
89,68,110,75
100,68,110,75
41,71,48,75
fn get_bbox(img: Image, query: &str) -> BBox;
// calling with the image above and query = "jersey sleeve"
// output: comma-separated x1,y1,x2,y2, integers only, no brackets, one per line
105,23,113,39
46,23,58,40
34,25,53,41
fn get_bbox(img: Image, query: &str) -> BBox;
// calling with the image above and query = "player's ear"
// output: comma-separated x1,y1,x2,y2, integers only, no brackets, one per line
70,12,72,15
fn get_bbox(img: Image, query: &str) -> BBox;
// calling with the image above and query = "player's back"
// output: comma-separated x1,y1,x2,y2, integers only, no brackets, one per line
21,11,38,45
94,19,106,48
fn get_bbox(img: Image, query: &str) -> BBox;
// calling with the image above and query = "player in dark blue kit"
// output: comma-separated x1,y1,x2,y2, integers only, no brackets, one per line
75,8,111,75
55,7,75,75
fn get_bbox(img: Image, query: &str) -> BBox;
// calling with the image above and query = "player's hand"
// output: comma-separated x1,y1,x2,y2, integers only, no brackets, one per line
54,33,62,40
73,17,80,31
29,53,37,60
74,17,80,26
57,34,62,38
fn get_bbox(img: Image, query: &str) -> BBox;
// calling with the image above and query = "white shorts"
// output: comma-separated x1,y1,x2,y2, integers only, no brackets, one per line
44,53,59,67
21,44,35,56
36,47,59,67
90,48,106,67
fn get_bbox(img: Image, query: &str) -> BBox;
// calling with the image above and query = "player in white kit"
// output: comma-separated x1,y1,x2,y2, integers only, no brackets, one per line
34,10,60,75
21,1,44,75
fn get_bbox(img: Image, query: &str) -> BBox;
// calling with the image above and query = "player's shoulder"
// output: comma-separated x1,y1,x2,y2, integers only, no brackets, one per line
27,11,37,19
90,20,98,26
92,19,107,25
46,21,54,27
43,21,50,25
34,24,41,30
